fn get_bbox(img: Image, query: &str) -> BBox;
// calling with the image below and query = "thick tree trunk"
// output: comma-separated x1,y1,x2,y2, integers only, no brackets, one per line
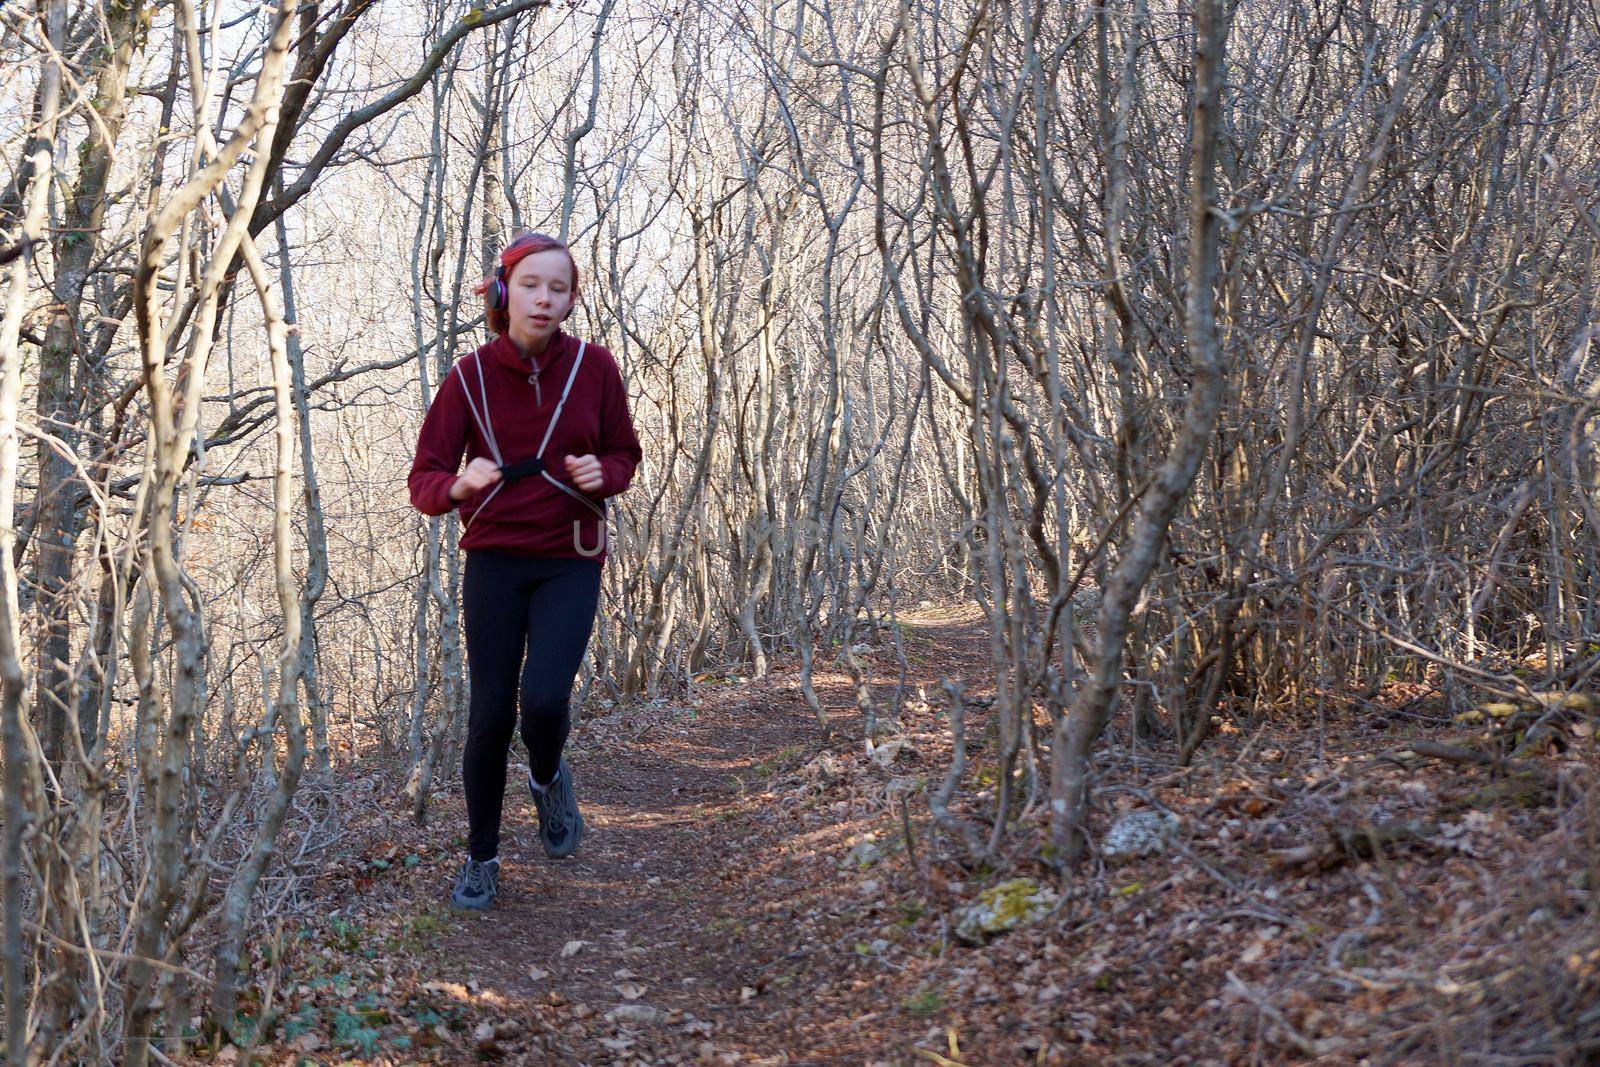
30,0,144,770
0,0,65,1054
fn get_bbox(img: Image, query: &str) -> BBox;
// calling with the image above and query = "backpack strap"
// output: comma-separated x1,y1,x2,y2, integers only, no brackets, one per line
449,340,604,529
448,351,506,531
538,341,604,518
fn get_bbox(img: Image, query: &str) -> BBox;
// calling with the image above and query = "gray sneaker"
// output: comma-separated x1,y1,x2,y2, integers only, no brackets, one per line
529,759,584,860
449,857,498,911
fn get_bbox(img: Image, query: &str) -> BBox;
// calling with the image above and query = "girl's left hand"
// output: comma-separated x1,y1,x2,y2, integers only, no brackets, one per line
564,453,604,493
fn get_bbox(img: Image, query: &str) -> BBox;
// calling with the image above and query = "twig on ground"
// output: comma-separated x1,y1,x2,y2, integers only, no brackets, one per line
1226,970,1341,1057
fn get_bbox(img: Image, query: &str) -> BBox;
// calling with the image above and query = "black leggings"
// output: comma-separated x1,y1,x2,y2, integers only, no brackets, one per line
462,551,602,862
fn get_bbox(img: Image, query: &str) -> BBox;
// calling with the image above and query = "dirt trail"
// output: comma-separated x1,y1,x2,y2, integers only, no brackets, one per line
406,605,994,1064
434,691,823,1062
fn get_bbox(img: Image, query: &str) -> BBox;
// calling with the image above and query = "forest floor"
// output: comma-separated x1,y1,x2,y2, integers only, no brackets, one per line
186,604,1600,1066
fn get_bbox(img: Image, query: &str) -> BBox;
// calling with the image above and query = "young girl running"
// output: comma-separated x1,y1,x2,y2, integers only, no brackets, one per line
408,231,642,910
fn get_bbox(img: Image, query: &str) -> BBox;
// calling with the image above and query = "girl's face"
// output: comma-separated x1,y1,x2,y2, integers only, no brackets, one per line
505,248,575,352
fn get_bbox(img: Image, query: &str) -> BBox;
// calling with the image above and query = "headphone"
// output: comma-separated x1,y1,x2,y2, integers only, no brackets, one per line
486,265,510,312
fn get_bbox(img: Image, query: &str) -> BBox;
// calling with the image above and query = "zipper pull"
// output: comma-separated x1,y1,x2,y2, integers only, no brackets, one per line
528,371,541,405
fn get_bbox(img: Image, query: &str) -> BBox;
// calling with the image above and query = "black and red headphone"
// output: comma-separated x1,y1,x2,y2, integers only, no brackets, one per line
486,266,510,312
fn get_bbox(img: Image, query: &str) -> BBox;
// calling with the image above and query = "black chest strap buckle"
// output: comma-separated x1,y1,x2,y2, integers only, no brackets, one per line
498,457,546,483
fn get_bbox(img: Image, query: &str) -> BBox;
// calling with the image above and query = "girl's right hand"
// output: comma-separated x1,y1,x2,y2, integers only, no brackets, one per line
449,457,503,501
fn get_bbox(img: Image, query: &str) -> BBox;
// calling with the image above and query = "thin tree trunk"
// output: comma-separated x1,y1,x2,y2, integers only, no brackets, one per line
276,194,332,774
1051,0,1229,866
209,231,308,1029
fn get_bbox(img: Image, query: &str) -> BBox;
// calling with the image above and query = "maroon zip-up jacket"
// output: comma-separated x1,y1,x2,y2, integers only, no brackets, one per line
408,330,642,564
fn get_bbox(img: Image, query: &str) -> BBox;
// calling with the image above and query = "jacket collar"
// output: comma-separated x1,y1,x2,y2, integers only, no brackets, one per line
489,329,568,374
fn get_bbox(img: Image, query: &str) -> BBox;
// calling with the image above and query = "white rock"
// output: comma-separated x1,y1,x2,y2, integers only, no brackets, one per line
869,738,914,767
953,878,1059,945
1101,809,1180,863
605,1003,660,1026
840,838,883,870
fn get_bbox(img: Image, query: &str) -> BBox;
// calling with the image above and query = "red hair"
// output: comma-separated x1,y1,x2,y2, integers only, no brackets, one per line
474,231,580,336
